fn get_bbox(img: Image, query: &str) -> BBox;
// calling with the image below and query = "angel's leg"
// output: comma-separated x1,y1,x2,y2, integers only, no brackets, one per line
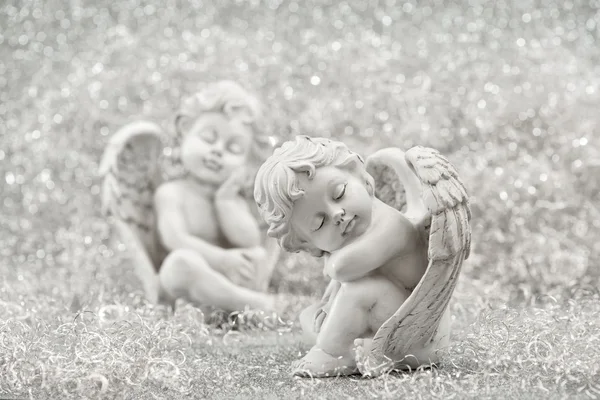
293,275,409,376
159,249,275,312
298,303,322,344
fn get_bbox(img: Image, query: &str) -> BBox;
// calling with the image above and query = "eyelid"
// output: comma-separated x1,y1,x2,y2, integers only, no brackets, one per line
335,183,347,200
313,215,325,231
227,140,244,154
202,128,218,142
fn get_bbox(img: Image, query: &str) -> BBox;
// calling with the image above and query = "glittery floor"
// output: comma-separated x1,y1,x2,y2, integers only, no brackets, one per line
1,0,600,398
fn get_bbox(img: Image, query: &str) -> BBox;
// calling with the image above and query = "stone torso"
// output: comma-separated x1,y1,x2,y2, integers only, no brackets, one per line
172,179,228,247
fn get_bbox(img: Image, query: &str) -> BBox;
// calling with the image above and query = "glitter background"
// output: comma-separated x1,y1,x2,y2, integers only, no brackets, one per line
1,0,600,398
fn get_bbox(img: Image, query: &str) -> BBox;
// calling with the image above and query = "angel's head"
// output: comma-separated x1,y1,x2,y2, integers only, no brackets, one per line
175,80,267,185
254,136,375,256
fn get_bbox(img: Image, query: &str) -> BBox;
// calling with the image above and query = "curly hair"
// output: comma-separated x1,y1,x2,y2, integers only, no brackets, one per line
253,136,372,257
174,80,271,164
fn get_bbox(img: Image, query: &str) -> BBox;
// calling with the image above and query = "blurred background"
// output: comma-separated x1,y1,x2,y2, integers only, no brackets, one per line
1,0,599,398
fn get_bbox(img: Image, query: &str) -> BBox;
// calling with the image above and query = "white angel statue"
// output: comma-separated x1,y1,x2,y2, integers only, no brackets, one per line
99,81,280,313
253,135,471,377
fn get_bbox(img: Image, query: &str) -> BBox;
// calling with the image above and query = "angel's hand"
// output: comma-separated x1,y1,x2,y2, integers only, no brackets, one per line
216,167,250,199
314,280,340,332
314,307,327,333
219,249,256,283
321,280,341,302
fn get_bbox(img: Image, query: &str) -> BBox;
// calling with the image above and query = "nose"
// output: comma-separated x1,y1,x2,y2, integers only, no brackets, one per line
333,208,346,225
210,141,224,157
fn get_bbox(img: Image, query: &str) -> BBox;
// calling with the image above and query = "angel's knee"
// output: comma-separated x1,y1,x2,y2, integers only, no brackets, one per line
159,249,206,299
339,276,408,331
339,275,399,307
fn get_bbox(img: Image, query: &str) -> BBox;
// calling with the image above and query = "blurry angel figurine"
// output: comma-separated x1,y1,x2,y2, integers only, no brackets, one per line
99,81,280,313
254,136,471,377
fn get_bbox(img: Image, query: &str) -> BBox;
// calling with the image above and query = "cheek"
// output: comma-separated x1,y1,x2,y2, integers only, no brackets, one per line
180,137,205,163
346,185,371,212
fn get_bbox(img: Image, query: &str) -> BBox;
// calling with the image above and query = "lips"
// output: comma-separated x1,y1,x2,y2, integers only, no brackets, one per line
342,216,356,236
202,157,223,172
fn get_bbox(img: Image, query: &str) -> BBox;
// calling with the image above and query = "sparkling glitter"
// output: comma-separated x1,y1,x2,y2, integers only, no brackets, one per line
5,173,15,185
310,76,321,85
284,86,294,99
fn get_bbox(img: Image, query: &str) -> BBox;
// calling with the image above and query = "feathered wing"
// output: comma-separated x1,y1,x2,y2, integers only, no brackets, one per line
99,121,167,303
366,157,408,213
362,146,471,376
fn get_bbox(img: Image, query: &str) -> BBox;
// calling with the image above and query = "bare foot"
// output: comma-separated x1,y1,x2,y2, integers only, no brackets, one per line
292,347,358,378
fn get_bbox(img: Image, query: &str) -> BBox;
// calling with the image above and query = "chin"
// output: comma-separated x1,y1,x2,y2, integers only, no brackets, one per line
325,241,345,253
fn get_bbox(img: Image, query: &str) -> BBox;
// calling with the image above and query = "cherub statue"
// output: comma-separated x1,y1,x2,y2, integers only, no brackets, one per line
99,81,280,313
254,136,471,377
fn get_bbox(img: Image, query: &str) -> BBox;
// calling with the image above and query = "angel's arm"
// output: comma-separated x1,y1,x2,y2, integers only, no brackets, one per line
214,170,261,248
154,183,227,266
214,195,262,248
326,209,414,282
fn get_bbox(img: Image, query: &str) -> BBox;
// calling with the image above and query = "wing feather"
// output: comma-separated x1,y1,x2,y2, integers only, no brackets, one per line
99,121,167,303
361,146,471,377
366,162,408,212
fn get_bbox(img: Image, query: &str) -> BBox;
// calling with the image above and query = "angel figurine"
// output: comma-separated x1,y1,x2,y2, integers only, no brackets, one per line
99,81,280,313
254,136,471,377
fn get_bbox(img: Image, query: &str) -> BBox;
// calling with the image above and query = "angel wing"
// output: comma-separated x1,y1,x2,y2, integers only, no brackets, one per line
99,121,168,304
360,146,471,377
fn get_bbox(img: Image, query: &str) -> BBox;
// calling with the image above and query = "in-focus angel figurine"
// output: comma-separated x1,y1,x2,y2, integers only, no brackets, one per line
99,81,280,313
254,136,471,377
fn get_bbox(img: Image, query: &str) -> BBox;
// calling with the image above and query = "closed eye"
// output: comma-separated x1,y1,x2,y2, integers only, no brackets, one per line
201,128,218,143
334,183,347,200
313,215,326,232
227,140,245,155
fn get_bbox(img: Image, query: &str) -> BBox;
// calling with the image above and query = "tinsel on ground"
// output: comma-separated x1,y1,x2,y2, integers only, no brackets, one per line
1,0,599,398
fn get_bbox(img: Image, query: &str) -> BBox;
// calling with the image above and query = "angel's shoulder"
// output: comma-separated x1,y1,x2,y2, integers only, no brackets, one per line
373,200,412,232
154,179,188,208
